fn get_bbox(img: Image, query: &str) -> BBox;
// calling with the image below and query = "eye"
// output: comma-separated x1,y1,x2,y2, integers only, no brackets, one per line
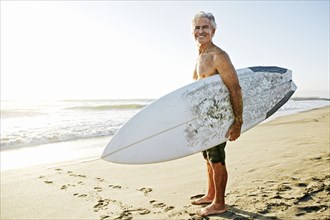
202,25,210,30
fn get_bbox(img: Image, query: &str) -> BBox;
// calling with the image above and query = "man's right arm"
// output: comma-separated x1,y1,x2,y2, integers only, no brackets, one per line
214,51,243,141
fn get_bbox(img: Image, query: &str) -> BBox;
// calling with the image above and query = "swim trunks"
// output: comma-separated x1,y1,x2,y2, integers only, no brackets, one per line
202,142,226,164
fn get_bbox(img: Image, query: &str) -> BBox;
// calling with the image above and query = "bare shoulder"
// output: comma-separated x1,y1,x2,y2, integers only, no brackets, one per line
212,46,231,63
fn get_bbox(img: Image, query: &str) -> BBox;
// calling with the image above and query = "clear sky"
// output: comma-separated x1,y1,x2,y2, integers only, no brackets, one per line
1,1,329,100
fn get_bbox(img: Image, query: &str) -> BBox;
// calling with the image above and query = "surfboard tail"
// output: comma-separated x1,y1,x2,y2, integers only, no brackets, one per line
266,80,297,119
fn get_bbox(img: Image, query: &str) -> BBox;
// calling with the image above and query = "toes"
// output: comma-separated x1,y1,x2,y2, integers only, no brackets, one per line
197,205,227,216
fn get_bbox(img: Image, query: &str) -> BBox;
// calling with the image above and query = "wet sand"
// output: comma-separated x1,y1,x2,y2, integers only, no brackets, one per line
1,106,329,220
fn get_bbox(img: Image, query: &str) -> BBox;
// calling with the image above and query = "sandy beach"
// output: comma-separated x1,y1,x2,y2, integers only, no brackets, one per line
1,106,329,220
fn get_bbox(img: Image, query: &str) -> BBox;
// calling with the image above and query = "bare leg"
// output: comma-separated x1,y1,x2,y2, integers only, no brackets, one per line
192,161,214,205
197,162,228,216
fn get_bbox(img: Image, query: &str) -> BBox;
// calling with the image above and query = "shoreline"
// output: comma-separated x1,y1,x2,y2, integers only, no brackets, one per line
1,105,329,172
1,106,329,220
0,136,109,171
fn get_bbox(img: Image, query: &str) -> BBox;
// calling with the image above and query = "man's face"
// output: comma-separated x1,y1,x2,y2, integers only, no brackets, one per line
193,17,215,45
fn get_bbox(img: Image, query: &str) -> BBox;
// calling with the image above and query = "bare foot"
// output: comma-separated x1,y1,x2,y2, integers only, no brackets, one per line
191,196,213,205
197,203,227,216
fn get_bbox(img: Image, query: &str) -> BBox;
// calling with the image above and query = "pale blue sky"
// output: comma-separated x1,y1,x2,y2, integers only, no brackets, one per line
1,1,329,100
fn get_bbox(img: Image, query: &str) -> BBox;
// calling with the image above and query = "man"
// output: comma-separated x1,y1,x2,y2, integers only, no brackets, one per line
190,11,243,216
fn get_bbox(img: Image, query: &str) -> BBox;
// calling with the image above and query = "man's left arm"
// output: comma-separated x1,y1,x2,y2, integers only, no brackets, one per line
214,51,243,141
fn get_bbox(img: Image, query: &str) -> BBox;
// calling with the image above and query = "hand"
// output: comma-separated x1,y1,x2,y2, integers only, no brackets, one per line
225,118,242,141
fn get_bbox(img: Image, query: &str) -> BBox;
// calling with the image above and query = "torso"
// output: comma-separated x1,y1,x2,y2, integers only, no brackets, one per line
195,45,222,79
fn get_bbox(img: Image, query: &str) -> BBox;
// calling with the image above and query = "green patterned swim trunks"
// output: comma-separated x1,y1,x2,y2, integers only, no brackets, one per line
202,142,226,164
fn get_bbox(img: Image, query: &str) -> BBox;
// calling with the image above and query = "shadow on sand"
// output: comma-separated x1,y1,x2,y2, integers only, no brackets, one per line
199,206,281,220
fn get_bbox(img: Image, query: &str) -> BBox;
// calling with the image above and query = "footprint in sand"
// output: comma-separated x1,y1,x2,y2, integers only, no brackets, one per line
60,184,76,190
114,210,133,220
294,205,328,217
149,200,174,212
293,193,313,204
99,215,111,220
296,182,308,187
149,200,166,208
61,185,68,190
188,213,205,220
277,183,292,192
164,206,175,212
114,208,151,220
94,186,103,192
73,193,88,198
66,170,87,178
93,199,110,212
258,201,290,214
96,177,104,182
137,187,153,196
70,173,87,178
109,185,122,189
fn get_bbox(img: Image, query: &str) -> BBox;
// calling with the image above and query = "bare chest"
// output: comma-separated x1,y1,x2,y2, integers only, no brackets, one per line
196,54,217,78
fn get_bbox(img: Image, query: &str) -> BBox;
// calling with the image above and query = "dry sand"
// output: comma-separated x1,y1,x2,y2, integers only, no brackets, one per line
1,106,329,220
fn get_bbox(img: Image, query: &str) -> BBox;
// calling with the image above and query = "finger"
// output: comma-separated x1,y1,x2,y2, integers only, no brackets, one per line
225,130,230,138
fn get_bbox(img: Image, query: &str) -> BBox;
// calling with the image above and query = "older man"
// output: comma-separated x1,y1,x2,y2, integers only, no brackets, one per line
191,11,243,216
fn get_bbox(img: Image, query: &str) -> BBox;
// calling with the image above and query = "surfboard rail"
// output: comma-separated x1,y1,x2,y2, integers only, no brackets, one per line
102,66,297,164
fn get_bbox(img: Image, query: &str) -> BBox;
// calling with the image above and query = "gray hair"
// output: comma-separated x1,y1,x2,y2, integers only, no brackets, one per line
192,11,217,29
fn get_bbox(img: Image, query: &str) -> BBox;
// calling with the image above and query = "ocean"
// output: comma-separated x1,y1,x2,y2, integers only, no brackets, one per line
1,98,329,170
1,99,151,150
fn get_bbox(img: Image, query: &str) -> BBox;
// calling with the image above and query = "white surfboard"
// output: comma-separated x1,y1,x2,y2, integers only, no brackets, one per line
102,66,297,164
